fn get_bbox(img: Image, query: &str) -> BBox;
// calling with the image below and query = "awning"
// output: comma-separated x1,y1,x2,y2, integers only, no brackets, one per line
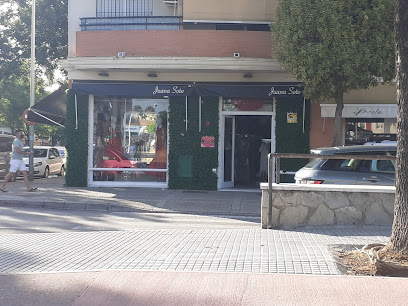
72,82,304,99
72,82,194,98
27,83,68,127
195,83,303,98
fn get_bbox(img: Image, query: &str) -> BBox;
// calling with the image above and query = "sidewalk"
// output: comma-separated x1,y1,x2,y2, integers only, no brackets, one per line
0,177,261,216
2,270,407,306
0,178,404,305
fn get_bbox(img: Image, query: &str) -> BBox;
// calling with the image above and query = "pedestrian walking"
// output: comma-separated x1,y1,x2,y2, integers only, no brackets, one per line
0,129,37,192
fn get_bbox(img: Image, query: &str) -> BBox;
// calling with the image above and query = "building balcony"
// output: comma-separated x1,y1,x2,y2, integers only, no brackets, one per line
80,16,182,31
76,29,272,58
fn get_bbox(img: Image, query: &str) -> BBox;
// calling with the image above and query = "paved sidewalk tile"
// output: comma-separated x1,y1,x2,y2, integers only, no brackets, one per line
0,226,390,275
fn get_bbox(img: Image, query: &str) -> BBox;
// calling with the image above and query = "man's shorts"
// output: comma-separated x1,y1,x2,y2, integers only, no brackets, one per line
9,160,27,173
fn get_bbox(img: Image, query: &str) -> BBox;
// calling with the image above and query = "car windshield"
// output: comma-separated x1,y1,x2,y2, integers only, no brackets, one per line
33,149,47,158
59,150,65,157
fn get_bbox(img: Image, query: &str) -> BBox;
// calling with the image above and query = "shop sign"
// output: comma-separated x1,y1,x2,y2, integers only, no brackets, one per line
268,87,302,96
320,104,397,118
201,136,215,148
287,112,298,123
152,85,186,95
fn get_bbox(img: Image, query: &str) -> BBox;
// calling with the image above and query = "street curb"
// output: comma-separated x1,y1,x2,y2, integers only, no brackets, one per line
0,200,260,217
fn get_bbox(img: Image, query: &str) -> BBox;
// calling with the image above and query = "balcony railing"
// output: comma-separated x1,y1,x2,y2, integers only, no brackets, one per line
80,16,182,31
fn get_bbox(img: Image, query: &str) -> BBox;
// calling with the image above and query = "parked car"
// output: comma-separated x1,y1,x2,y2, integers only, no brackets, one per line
0,135,13,180
23,146,65,178
345,124,374,145
295,145,396,185
93,147,136,181
55,146,67,164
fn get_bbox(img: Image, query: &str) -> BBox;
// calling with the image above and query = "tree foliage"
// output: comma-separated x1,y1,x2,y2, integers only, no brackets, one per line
0,0,68,82
272,0,395,145
0,64,64,142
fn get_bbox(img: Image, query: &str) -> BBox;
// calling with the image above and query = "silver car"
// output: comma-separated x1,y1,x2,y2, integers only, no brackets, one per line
295,145,396,185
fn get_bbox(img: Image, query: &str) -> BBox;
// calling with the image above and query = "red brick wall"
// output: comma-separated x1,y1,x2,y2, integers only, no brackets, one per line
310,102,338,149
76,30,272,58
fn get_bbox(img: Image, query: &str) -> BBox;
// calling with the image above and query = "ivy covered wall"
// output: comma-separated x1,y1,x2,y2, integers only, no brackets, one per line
275,96,310,172
65,90,89,187
168,96,219,190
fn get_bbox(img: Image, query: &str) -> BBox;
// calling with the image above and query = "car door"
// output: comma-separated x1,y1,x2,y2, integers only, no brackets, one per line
355,151,396,186
48,148,58,174
316,157,359,184
51,148,63,173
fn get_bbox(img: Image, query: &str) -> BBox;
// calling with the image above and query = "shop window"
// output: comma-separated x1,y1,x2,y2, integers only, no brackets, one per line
93,97,168,182
345,120,396,145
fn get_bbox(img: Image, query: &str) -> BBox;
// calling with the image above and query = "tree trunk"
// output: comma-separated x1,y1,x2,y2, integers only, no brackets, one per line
332,90,344,147
386,0,408,255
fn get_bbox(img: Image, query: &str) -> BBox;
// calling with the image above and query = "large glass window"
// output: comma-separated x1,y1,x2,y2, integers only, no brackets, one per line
93,97,168,182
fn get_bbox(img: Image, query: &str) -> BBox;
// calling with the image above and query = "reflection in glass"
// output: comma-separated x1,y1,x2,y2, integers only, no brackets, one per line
222,99,273,112
93,98,168,182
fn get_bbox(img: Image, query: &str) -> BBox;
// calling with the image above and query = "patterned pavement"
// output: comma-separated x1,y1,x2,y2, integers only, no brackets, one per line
0,226,391,275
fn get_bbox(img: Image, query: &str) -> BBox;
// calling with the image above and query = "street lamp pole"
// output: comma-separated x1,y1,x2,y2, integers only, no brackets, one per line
29,0,36,180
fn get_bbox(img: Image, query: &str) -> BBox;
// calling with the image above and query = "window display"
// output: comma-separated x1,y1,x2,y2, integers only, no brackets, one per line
93,97,168,182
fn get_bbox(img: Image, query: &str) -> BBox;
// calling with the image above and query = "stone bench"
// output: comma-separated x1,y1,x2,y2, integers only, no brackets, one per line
261,183,395,228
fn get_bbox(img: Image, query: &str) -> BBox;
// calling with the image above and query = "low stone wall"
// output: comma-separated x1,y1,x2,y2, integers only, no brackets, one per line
261,183,395,228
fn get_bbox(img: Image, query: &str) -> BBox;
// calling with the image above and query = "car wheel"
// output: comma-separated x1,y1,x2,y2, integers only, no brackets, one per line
58,166,65,176
43,166,50,178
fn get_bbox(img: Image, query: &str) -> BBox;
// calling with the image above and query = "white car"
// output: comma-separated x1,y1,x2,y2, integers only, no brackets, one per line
55,146,67,165
23,146,65,178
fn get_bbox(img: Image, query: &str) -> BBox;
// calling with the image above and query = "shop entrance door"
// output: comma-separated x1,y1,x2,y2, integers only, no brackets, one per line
222,116,235,188
219,114,274,190
234,115,272,188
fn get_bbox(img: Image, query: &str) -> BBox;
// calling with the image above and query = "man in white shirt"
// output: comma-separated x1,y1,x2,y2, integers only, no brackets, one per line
0,129,36,192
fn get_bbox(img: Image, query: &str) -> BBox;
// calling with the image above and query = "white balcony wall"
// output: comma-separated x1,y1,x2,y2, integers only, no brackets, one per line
68,0,178,57
68,0,96,56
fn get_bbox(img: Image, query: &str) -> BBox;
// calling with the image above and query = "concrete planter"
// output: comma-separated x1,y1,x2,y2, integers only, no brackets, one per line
261,183,395,228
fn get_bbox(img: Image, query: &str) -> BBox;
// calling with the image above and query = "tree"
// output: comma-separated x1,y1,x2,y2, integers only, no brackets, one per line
0,0,67,82
385,0,408,255
271,0,395,146
0,64,65,143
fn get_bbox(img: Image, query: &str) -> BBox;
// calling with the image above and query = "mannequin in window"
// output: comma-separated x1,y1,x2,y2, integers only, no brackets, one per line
148,112,167,179
257,141,269,181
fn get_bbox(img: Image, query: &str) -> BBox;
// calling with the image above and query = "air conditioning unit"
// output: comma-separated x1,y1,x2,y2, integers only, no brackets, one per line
163,0,178,5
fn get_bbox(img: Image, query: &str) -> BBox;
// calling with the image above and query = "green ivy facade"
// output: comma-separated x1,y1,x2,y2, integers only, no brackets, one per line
65,90,88,187
64,91,309,189
275,96,310,172
168,97,219,190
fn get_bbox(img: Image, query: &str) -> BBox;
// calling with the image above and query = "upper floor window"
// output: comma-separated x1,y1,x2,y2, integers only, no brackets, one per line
97,0,153,17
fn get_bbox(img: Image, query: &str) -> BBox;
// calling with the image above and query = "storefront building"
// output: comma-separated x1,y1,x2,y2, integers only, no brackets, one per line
62,0,311,190
66,82,307,189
